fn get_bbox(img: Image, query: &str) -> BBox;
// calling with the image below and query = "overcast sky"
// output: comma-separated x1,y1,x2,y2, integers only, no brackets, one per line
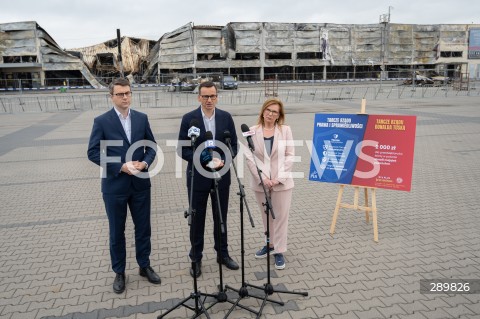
2,0,479,49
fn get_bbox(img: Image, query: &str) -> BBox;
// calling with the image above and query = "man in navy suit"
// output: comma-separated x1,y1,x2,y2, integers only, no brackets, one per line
178,81,239,278
87,78,161,293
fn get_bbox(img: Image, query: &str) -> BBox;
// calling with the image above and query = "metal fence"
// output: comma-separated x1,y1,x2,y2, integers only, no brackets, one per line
1,83,479,113
4,70,479,91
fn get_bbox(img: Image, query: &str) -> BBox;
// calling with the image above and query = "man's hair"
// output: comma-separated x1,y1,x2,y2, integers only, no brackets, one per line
109,78,131,95
198,81,217,94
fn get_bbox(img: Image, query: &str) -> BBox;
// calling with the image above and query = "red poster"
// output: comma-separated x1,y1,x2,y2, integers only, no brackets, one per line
351,115,417,191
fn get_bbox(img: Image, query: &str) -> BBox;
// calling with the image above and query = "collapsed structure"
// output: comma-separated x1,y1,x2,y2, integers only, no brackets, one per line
68,37,156,80
1,20,480,90
143,22,480,83
0,21,102,89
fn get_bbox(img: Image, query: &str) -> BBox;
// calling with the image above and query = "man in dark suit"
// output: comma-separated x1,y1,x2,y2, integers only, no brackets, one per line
178,81,239,278
87,78,161,294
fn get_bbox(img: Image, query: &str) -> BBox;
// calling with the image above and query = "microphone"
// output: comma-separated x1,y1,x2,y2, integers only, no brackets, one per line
187,119,200,144
204,131,216,150
223,130,231,145
241,124,255,151
204,131,216,170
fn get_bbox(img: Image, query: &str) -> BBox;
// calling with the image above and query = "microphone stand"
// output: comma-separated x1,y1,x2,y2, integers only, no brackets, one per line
239,144,308,319
157,137,217,319
199,148,239,313
204,169,229,305
223,137,261,317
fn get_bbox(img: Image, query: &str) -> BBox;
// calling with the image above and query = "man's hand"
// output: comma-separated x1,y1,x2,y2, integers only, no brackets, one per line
122,161,146,175
132,161,146,171
210,158,224,169
121,162,133,175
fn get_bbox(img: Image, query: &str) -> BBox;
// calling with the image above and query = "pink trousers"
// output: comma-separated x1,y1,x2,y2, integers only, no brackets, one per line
254,189,292,253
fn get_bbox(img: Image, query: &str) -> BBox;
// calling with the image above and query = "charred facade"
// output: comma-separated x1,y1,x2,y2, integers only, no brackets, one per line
1,20,479,90
0,21,102,89
144,22,480,82
69,37,156,81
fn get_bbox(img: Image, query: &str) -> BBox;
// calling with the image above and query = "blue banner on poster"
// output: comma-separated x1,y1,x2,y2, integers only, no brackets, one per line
309,113,368,184
469,28,480,59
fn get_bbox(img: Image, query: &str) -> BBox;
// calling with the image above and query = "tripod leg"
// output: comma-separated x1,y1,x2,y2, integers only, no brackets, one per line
256,296,269,319
273,287,308,296
158,186,214,319
190,297,211,319
157,293,212,319
224,297,260,318
157,295,192,318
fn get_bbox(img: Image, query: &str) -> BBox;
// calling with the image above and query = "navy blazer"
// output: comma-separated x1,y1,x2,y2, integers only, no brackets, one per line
88,108,156,195
178,106,238,191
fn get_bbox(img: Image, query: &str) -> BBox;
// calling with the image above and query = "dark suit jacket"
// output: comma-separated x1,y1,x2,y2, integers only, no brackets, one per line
88,108,156,195
178,106,238,191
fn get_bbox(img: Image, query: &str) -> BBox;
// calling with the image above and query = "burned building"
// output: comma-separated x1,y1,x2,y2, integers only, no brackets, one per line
143,22,480,82
0,21,102,89
69,37,156,81
2,20,479,90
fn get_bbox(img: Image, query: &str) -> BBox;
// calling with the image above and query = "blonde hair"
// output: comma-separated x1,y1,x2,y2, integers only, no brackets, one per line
257,98,285,126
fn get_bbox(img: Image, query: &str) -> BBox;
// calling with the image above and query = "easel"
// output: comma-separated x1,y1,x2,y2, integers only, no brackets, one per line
329,185,378,242
329,99,379,242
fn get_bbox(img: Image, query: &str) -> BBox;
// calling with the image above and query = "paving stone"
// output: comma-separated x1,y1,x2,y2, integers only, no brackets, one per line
377,304,408,317
352,307,386,319
391,313,428,319
1,97,479,319
323,312,359,319
360,297,386,311
418,308,454,319
336,301,364,313
311,303,342,317
443,304,476,318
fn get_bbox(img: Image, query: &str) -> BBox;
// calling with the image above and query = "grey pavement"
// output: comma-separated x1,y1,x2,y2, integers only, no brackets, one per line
0,94,480,319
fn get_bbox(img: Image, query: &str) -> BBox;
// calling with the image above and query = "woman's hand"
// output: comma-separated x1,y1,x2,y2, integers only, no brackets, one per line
262,178,274,188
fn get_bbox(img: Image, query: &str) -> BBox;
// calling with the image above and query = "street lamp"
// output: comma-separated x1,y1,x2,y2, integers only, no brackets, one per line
379,6,393,91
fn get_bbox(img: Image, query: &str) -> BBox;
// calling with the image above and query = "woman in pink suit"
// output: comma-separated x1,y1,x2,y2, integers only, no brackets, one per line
245,98,295,270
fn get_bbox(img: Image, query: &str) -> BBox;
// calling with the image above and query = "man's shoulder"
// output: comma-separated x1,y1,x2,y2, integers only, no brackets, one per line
182,107,201,120
95,108,115,121
130,108,148,118
215,107,232,118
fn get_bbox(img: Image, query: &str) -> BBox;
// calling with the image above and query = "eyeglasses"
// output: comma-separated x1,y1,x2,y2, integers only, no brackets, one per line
200,95,218,101
264,108,280,116
113,91,132,97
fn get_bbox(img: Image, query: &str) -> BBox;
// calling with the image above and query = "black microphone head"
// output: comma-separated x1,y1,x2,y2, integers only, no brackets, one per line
223,130,231,139
241,124,250,133
190,119,199,127
205,131,213,140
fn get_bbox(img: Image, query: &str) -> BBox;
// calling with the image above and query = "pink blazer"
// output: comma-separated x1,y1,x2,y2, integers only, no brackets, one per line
245,124,295,192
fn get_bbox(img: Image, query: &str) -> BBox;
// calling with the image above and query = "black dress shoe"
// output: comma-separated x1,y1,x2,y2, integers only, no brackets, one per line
113,273,125,294
217,256,239,270
190,261,202,278
139,266,161,284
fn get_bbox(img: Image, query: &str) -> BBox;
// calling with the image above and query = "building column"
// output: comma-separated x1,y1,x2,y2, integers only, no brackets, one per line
40,70,45,86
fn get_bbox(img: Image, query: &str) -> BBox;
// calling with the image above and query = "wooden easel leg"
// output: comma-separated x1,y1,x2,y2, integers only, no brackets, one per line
372,188,378,242
364,188,370,223
330,185,345,236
